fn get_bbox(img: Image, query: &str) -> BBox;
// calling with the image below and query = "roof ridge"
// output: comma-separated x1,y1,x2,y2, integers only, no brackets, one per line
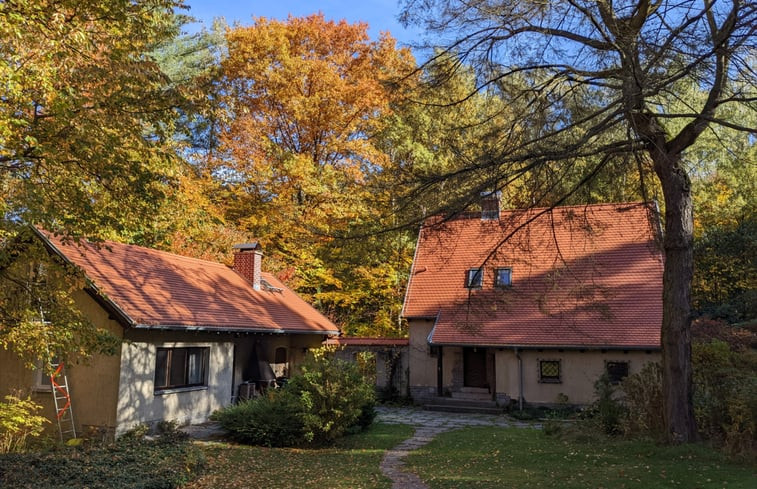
428,201,650,224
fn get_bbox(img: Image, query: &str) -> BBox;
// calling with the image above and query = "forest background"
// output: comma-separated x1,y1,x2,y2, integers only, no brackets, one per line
0,0,754,444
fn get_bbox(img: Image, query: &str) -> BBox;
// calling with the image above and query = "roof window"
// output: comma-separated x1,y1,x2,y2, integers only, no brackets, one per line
466,268,483,288
495,267,512,287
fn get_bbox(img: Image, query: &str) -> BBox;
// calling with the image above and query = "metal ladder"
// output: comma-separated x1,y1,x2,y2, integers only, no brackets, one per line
49,361,76,441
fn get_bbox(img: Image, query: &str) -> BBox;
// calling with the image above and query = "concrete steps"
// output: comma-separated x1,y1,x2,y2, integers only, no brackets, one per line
418,392,505,415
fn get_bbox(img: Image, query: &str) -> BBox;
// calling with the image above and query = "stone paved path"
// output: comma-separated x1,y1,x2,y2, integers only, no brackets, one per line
375,407,532,489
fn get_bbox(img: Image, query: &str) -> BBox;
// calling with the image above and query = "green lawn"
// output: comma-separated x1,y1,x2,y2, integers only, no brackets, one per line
185,423,414,489
404,426,756,489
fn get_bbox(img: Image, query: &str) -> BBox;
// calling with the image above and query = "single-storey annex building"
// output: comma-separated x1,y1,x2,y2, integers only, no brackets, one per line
402,198,663,407
0,229,338,437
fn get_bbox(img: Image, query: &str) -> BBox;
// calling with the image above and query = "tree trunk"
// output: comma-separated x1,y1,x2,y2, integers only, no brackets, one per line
652,149,698,443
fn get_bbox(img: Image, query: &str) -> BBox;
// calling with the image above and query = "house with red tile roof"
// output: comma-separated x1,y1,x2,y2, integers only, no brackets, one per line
0,229,338,436
402,198,663,407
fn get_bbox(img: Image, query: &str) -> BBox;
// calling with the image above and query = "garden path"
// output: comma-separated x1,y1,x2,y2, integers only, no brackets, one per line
375,407,532,489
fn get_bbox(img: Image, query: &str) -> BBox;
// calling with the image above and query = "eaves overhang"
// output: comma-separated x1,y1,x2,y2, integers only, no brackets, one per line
31,226,136,328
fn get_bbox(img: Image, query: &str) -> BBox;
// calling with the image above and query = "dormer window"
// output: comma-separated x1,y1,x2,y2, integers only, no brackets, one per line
466,268,483,288
495,267,512,287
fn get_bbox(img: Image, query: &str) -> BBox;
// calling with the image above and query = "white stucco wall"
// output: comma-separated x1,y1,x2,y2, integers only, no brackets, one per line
115,340,233,434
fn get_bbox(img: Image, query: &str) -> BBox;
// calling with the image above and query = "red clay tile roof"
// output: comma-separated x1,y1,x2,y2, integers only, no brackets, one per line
402,202,663,349
324,337,409,347
40,233,339,334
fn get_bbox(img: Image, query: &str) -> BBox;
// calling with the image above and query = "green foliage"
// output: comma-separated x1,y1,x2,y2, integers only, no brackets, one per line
211,390,305,447
213,351,376,447
0,0,186,240
619,362,665,439
0,228,120,366
0,424,204,488
583,373,626,436
0,0,188,363
617,344,756,458
0,393,49,454
693,219,757,323
693,340,757,458
287,351,377,444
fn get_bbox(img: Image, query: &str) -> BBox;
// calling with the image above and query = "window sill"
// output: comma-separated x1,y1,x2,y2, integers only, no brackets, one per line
154,386,208,396
538,379,562,384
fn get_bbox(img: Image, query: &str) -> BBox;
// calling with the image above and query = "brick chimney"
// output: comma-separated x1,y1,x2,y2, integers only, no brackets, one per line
232,242,263,291
480,191,501,220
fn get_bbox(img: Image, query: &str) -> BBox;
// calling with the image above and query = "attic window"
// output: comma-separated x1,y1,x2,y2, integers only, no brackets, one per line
466,268,483,288
495,268,512,287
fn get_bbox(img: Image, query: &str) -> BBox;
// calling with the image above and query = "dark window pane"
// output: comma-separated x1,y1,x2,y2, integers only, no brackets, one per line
274,347,287,364
169,348,187,387
606,361,629,383
154,349,169,388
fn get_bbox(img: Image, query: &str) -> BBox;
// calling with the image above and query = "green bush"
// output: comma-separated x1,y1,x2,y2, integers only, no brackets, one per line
693,340,756,457
288,352,376,444
620,362,664,439
212,350,376,447
585,373,626,435
613,343,756,458
211,390,305,447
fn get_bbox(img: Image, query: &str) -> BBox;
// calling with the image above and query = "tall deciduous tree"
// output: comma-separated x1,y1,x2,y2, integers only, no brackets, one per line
211,15,416,334
400,0,757,442
0,0,186,362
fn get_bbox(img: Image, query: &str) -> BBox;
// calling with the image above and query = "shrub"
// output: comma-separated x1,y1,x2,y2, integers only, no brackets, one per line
284,351,376,444
587,373,626,435
212,349,376,447
620,362,664,439
211,390,304,447
0,393,49,453
693,340,756,457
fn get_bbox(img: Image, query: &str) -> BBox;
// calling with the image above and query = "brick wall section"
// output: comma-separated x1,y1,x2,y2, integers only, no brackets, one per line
233,250,263,290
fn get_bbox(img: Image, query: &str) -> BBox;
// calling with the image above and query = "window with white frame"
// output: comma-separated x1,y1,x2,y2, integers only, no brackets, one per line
154,347,209,392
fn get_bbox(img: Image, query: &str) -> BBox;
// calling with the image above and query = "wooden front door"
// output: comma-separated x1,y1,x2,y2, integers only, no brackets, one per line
463,347,488,388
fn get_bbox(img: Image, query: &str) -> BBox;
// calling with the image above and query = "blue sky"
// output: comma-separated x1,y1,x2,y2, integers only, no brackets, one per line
182,0,423,46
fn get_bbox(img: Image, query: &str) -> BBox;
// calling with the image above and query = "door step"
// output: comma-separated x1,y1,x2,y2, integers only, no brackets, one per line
422,404,504,415
417,395,504,414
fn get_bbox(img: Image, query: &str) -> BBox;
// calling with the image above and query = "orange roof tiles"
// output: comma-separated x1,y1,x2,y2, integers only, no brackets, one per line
40,233,339,334
402,202,663,349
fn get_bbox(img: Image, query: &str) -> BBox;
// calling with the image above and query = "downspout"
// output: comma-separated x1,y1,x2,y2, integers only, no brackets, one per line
437,346,444,397
515,347,523,411
230,343,237,403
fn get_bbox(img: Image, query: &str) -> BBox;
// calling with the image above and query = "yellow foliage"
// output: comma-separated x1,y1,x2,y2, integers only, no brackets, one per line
0,393,49,453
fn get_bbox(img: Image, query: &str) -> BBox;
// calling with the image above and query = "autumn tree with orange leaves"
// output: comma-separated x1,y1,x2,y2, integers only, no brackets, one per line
212,15,416,335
